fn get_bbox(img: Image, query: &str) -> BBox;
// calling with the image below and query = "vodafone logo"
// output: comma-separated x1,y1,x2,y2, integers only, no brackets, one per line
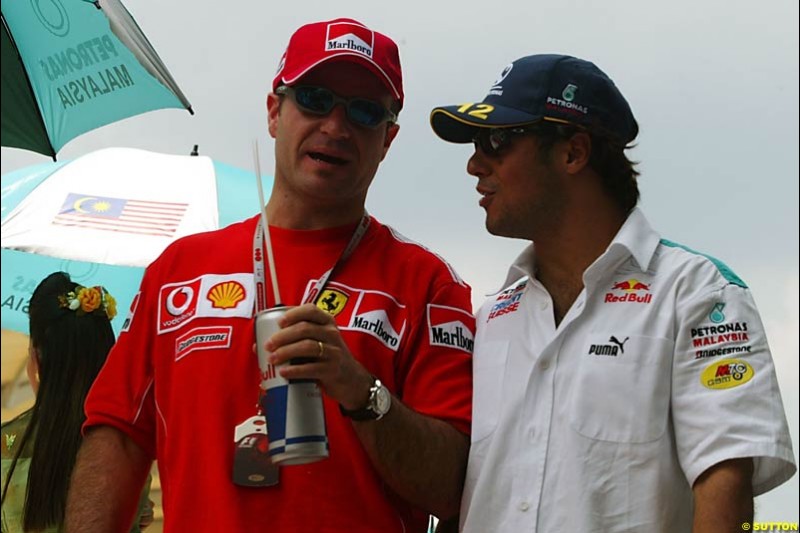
159,278,202,332
167,286,195,315
157,274,255,334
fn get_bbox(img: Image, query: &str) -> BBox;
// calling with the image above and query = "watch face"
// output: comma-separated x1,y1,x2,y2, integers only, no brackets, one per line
374,386,391,415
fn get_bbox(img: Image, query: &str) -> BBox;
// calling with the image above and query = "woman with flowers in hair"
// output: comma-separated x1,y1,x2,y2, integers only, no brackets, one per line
1,272,152,532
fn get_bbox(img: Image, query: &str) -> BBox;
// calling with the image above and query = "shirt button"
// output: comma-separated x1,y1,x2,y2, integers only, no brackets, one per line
540,300,549,310
518,502,530,512
539,361,550,370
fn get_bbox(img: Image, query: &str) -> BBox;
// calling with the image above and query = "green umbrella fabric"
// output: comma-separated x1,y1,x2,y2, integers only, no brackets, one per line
1,0,192,159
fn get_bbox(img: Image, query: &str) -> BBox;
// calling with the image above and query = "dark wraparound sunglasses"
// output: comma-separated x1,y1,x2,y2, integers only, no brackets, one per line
276,85,397,129
472,125,542,157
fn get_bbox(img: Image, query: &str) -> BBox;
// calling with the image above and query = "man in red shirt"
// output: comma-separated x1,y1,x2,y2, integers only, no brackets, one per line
65,18,474,533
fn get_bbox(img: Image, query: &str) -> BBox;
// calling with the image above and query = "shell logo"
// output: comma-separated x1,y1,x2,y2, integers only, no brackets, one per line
207,281,246,309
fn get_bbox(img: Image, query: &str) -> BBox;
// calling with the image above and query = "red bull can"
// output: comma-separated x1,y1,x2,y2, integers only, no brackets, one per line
255,306,329,465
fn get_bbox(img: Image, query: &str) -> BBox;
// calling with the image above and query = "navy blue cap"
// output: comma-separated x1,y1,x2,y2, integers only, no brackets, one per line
430,54,638,144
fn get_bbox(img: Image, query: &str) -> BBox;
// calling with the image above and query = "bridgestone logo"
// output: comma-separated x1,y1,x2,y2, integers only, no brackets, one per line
695,345,751,359
178,333,228,353
174,326,232,361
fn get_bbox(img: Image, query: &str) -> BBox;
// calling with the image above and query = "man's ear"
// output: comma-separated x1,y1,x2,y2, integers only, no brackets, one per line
380,123,400,162
564,131,591,174
266,93,281,139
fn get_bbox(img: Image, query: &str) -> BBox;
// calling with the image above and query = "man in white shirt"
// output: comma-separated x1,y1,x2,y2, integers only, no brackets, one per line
429,54,796,532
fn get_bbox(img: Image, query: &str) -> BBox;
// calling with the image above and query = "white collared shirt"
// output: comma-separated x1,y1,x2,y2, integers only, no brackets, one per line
461,208,796,533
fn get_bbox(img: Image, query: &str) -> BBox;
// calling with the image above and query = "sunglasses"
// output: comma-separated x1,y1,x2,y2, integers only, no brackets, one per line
472,126,540,157
276,85,397,129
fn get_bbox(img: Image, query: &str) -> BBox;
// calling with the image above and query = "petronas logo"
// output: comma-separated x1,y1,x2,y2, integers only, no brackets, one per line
709,303,725,324
562,84,577,102
32,0,70,37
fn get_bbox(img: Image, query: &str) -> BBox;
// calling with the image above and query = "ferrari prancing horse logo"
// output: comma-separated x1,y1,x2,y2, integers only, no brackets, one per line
317,289,349,316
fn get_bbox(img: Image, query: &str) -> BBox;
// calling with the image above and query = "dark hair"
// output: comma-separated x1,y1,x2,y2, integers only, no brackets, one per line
532,121,641,213
1,272,115,530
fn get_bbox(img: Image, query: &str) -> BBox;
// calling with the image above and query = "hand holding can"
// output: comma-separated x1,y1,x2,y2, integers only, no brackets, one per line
255,306,329,465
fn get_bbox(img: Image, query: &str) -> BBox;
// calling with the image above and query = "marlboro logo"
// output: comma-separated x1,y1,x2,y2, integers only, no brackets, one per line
345,289,405,350
351,310,402,349
303,280,406,350
326,21,374,58
428,304,475,353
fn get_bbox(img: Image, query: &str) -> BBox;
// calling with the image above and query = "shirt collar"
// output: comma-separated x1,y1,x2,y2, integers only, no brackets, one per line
603,207,661,273
497,245,536,292
495,207,661,292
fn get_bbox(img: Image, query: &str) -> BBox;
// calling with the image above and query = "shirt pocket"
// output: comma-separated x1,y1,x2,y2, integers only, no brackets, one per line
471,340,510,443
569,334,674,443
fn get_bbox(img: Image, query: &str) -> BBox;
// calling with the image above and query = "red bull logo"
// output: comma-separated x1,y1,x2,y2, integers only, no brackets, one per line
605,278,653,304
261,362,278,384
611,278,650,292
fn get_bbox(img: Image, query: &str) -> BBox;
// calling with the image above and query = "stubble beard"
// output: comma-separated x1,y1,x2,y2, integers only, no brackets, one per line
486,166,567,241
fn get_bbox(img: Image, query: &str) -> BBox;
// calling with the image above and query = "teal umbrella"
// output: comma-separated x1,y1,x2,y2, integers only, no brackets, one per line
1,147,269,335
1,0,192,159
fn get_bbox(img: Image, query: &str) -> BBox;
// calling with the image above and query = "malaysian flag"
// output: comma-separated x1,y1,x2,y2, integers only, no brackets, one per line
53,193,187,237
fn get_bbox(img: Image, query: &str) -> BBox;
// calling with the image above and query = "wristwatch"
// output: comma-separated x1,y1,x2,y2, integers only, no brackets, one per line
339,377,392,421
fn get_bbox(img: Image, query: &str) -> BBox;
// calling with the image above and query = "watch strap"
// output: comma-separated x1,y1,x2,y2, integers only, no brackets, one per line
339,377,384,421
339,402,381,421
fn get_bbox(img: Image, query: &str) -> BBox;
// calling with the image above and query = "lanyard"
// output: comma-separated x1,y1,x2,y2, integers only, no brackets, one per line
252,213,371,312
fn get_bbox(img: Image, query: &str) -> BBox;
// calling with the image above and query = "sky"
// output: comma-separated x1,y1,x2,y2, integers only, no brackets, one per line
2,0,798,521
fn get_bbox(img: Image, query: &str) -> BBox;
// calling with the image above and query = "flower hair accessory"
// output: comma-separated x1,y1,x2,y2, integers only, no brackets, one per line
58,285,117,320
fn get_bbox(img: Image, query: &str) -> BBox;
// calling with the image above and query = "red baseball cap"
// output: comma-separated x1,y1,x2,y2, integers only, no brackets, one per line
272,18,404,109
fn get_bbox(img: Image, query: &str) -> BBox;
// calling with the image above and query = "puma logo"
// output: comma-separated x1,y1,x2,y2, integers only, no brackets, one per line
609,336,629,354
